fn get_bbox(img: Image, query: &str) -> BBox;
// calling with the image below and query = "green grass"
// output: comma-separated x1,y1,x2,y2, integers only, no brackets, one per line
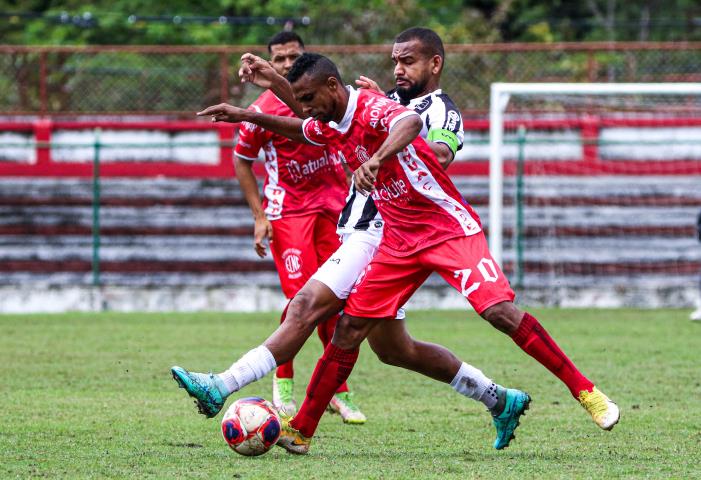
1,309,700,479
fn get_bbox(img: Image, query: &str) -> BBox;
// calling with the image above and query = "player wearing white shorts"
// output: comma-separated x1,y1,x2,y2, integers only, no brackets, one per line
172,28,530,450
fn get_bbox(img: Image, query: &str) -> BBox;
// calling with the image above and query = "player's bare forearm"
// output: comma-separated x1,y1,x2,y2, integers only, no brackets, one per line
269,76,307,118
234,156,273,257
197,105,307,143
354,115,422,194
234,156,265,219
426,141,455,169
239,53,306,118
249,111,307,144
374,114,423,164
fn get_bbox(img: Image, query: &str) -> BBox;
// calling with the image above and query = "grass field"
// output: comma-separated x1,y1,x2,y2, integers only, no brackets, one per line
2,309,700,479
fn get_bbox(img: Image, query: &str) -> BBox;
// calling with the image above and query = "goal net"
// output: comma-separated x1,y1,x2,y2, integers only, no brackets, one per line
488,83,701,307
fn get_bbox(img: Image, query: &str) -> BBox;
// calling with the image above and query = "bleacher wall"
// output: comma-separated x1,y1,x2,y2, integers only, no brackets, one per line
0,120,700,313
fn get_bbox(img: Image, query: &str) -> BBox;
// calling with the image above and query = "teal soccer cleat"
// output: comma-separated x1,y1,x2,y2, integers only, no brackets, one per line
171,366,227,418
492,389,531,450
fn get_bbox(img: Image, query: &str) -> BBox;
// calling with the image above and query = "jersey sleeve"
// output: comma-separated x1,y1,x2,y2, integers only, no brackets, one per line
301,117,329,146
426,97,464,155
372,99,420,134
234,104,272,161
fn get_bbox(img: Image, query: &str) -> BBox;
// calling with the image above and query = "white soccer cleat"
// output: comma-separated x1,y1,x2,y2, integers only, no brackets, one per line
327,392,367,424
578,387,620,431
690,307,701,321
272,375,297,418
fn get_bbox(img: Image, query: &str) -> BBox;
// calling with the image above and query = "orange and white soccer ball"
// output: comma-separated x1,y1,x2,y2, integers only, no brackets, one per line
221,397,281,456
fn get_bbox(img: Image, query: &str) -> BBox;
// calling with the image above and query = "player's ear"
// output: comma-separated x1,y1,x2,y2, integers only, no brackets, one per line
327,76,338,91
431,55,443,75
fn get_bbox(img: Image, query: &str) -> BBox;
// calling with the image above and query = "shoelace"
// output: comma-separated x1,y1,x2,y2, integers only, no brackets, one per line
190,373,218,400
277,379,294,402
580,391,608,418
336,392,360,412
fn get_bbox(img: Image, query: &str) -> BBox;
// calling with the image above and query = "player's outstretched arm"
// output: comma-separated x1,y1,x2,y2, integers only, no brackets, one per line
354,114,422,194
197,104,308,144
239,53,306,118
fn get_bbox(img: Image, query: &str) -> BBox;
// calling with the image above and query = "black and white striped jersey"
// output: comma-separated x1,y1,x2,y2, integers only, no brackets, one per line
387,88,464,152
336,88,464,234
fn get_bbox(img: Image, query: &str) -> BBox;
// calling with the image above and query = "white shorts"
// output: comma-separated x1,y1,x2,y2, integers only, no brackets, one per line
311,229,405,320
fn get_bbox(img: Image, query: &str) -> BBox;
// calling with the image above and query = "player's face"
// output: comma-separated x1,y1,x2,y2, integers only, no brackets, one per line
269,42,304,76
391,39,441,101
292,74,341,123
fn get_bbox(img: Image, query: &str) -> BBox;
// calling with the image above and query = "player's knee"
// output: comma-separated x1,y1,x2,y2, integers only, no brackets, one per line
285,289,319,330
332,315,370,349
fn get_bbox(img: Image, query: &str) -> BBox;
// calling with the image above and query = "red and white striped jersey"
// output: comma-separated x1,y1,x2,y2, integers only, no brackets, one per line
302,87,482,257
234,90,347,220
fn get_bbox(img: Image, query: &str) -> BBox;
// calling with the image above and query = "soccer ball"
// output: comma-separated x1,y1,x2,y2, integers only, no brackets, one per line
221,397,281,456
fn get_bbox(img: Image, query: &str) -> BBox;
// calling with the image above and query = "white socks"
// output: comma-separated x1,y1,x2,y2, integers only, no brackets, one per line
218,346,277,396
450,362,499,409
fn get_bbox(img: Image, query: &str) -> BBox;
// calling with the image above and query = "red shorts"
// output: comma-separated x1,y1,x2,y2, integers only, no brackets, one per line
344,233,515,318
270,211,340,298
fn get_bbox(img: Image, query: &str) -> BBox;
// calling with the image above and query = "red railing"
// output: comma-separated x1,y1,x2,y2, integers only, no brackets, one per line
0,120,236,177
1,116,700,177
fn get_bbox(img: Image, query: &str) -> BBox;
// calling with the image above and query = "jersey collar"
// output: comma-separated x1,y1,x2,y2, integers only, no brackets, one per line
407,89,441,108
328,86,359,134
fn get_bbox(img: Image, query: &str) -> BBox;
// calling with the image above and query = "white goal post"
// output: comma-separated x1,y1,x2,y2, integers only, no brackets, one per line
488,82,701,268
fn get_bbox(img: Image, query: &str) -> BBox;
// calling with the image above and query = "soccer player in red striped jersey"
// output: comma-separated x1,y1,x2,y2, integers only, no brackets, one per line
191,52,619,453
232,32,365,422
174,29,531,452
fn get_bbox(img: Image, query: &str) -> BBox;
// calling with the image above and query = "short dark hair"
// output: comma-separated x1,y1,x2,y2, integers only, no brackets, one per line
267,31,304,53
286,53,343,85
395,27,445,60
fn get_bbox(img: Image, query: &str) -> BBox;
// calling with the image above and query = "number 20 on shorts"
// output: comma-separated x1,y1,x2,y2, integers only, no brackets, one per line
453,258,499,297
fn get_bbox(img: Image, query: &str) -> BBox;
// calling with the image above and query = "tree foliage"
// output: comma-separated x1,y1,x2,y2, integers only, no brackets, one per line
0,0,699,46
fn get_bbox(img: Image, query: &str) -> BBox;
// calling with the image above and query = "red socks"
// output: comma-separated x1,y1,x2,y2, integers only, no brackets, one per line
316,313,349,394
511,312,594,398
290,343,359,438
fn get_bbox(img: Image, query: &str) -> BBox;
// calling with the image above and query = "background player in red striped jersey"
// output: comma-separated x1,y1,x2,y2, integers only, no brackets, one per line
232,31,365,422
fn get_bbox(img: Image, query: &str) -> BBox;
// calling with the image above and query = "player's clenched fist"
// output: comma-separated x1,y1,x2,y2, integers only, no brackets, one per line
197,104,247,123
253,216,273,258
239,53,278,89
353,155,381,195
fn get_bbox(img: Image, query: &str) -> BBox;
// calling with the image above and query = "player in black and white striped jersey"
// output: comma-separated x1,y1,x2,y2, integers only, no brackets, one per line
173,28,529,450
336,28,463,236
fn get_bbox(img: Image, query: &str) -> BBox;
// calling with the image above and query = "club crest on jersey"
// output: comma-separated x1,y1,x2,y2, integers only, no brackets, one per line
282,248,303,279
355,145,371,164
